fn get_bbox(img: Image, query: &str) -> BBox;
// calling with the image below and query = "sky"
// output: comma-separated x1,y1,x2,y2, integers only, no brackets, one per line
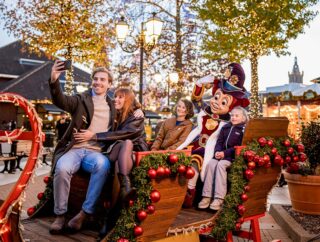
0,3,320,92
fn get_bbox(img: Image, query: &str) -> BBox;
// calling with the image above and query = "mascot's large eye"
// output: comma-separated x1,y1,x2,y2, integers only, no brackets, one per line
214,92,221,100
222,98,228,106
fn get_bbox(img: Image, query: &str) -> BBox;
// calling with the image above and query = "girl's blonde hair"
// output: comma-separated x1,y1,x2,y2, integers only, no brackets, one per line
230,106,249,123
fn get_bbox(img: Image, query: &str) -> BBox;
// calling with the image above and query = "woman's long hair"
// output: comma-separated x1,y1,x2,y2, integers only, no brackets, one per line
114,88,140,127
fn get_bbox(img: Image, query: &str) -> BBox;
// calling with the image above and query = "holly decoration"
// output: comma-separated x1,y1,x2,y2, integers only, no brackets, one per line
37,192,44,200
43,176,50,184
27,207,35,216
211,136,307,240
185,167,195,179
109,152,191,241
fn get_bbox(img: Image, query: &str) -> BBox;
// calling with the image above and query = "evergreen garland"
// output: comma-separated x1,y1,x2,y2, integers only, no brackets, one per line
210,136,305,240
109,152,192,242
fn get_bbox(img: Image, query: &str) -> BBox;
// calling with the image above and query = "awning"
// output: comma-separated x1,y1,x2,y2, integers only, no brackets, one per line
145,110,161,119
40,104,64,114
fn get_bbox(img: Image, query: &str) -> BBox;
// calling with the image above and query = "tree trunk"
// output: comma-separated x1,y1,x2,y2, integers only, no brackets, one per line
64,45,74,95
249,53,260,118
175,0,183,73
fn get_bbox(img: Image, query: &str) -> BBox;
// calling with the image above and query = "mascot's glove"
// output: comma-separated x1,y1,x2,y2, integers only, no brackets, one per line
196,74,215,87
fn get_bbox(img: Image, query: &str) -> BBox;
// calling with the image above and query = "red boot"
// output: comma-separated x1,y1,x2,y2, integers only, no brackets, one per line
183,188,196,208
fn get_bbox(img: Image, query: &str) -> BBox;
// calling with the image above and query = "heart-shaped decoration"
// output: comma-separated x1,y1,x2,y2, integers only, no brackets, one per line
0,93,43,241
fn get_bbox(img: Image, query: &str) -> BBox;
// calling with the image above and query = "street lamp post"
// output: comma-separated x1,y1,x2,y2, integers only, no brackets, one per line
116,14,163,106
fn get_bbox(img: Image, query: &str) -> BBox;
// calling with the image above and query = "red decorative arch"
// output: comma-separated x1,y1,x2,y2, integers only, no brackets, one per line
0,93,43,241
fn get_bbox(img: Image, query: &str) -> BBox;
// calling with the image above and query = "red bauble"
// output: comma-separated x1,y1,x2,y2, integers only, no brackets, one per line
117,238,129,242
290,163,299,172
296,144,305,153
156,166,165,177
244,169,254,180
258,137,267,147
137,210,147,221
244,185,250,192
164,167,171,176
247,161,256,170
43,176,50,184
244,150,255,161
147,204,155,214
150,190,161,203
274,155,283,166
254,155,260,163
27,207,35,216
237,204,246,215
287,147,294,155
241,193,248,202
299,153,307,162
177,165,186,174
271,147,278,155
292,156,299,162
133,226,144,237
129,199,134,207
257,158,265,167
168,154,179,164
148,169,157,179
284,156,292,164
263,154,270,163
283,139,291,147
185,167,195,179
267,140,274,147
264,161,272,168
37,192,44,200
235,222,242,231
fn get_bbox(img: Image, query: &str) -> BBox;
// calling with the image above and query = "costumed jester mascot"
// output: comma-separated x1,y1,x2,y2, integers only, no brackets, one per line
177,63,250,207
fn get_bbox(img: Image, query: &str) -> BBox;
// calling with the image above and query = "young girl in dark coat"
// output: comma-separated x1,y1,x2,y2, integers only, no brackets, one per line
198,106,248,210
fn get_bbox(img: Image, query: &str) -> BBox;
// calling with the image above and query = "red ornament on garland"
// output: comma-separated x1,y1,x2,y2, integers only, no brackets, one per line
289,163,299,172
43,176,50,184
247,161,256,170
287,147,294,155
292,155,299,162
244,169,254,180
27,207,35,216
237,204,246,215
274,155,283,166
164,167,171,176
244,185,250,192
258,137,267,147
257,158,265,167
254,155,260,163
237,217,244,224
267,140,274,147
133,225,144,237
264,161,272,168
177,165,186,174
148,168,157,179
147,204,155,214
185,167,195,179
284,156,292,164
271,148,278,155
299,153,307,162
150,190,161,203
283,139,291,147
241,193,248,202
235,222,242,231
244,150,255,161
168,154,179,164
117,238,129,242
137,210,147,221
156,166,165,177
37,192,44,200
296,144,305,153
263,154,270,163
128,199,134,207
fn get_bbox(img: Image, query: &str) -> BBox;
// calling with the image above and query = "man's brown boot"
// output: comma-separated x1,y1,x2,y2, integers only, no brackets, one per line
67,210,88,231
49,215,65,234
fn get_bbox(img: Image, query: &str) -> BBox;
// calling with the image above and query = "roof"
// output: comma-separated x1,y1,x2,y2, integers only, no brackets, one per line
265,83,306,94
0,41,91,100
40,104,64,114
292,83,320,96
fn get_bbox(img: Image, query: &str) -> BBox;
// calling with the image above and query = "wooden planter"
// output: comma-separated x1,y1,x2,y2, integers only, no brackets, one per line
284,171,320,215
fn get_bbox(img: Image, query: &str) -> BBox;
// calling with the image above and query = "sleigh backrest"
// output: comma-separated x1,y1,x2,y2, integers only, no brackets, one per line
241,117,289,217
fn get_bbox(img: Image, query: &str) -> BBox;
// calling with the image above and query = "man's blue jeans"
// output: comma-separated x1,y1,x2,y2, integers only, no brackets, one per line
53,148,110,215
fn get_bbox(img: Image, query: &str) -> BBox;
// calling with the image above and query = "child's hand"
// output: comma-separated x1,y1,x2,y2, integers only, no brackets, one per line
215,151,225,160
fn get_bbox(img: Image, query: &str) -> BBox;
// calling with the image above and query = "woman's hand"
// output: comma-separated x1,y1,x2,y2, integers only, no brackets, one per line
74,129,96,143
215,151,225,160
133,109,144,118
196,75,215,87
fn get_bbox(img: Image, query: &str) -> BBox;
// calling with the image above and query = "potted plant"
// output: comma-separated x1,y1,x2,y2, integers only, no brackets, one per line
284,119,320,215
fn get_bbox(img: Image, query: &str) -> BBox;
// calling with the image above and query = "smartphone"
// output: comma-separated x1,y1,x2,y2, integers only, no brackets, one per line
63,60,72,70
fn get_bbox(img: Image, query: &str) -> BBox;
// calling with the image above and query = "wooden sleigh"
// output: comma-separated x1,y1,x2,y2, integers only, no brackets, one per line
1,116,289,242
